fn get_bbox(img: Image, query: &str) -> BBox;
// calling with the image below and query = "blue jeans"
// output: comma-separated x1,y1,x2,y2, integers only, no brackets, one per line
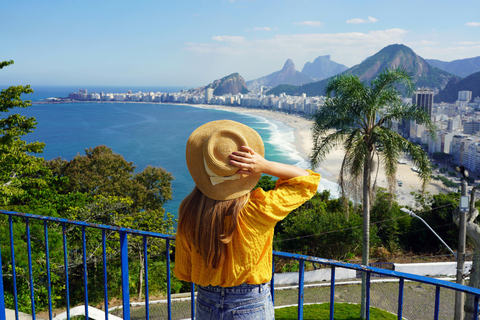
196,282,274,320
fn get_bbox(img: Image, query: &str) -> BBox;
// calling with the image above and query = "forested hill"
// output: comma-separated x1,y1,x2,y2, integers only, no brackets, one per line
435,71,480,103
189,73,249,96
267,44,454,97
426,56,480,78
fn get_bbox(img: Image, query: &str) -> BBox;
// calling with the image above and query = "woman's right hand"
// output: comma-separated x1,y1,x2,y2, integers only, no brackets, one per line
229,146,268,175
230,146,309,180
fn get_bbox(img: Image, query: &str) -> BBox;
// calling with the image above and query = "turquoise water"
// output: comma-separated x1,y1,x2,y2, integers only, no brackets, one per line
10,85,337,216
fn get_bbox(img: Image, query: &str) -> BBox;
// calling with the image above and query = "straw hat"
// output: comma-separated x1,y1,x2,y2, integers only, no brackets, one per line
186,120,265,201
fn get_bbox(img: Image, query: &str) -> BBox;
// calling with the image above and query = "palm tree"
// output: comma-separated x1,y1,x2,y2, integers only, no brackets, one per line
310,67,435,319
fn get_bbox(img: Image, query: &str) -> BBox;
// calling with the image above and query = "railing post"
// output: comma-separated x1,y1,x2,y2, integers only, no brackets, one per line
434,286,441,320
143,236,150,320
397,278,404,320
62,223,71,319
298,259,305,320
120,231,130,320
8,216,18,320
26,218,36,320
166,239,172,320
82,226,89,320
44,221,53,320
0,232,6,320
102,230,109,320
330,267,335,320
191,282,195,319
271,255,275,305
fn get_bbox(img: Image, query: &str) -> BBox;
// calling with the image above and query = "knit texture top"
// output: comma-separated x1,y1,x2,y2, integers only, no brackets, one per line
174,170,321,287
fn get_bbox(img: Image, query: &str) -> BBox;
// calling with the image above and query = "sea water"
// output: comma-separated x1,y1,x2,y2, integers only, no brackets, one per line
8,85,338,217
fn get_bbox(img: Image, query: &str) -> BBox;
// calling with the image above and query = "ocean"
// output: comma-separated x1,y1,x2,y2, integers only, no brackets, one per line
6,85,338,216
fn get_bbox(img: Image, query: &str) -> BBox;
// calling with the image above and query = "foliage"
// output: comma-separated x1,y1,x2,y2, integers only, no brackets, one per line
408,192,459,254
432,151,453,163
432,175,459,189
447,170,457,177
370,188,412,254
254,175,276,192
274,191,364,260
0,60,46,205
275,303,397,320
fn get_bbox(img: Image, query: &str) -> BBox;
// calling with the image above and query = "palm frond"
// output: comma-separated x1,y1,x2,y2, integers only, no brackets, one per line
310,129,349,168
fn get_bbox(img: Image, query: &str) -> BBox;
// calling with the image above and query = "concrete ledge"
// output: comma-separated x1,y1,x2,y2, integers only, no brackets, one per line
394,261,472,277
274,267,356,285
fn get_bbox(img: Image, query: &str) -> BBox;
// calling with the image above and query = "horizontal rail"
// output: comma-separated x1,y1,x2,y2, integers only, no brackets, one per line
2,209,480,320
273,251,480,296
0,209,175,240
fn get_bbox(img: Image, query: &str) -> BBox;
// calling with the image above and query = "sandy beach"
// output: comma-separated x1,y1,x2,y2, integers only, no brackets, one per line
194,103,448,207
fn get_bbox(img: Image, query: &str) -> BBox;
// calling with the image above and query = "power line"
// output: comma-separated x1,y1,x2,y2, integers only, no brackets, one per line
274,203,455,243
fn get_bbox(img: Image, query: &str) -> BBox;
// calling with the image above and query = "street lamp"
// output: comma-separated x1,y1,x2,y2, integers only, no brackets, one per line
400,208,456,258
454,165,469,320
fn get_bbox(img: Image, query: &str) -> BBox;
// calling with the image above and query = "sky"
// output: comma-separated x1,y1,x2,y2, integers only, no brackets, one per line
1,0,480,87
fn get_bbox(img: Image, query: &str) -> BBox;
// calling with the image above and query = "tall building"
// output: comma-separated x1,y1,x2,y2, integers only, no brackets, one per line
458,90,472,103
412,89,434,118
402,90,434,139
206,88,214,104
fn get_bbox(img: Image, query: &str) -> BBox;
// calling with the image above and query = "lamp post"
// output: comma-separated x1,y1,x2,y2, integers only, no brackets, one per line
400,208,456,258
454,166,469,320
400,207,461,319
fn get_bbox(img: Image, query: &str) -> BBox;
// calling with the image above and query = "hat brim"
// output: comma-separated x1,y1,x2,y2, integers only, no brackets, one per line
186,120,264,201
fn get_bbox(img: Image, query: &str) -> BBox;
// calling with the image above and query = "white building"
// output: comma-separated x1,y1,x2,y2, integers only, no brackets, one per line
458,90,472,103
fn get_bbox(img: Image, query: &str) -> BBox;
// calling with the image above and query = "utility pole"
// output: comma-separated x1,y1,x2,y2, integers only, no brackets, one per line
455,166,469,320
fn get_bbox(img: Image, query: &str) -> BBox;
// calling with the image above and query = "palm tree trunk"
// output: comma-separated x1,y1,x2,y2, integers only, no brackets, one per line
360,153,372,319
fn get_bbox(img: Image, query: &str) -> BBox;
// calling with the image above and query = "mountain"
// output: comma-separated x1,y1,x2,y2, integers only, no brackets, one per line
426,56,480,78
267,44,455,97
189,73,249,96
246,59,315,90
301,55,348,80
435,71,480,103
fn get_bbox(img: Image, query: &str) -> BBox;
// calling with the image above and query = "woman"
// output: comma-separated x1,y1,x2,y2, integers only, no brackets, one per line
174,120,320,319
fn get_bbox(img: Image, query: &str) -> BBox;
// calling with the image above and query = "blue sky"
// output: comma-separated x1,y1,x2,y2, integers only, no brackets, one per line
2,0,479,87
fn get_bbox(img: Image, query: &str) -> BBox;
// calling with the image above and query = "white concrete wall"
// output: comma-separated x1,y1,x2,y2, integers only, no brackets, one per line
274,267,356,285
394,261,472,277
273,261,473,286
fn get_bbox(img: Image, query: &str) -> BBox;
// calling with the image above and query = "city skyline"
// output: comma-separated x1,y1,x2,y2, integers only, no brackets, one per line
2,0,480,87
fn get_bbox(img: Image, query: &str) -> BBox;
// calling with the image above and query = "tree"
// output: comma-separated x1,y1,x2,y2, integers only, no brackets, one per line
47,145,175,299
0,60,45,205
310,67,435,318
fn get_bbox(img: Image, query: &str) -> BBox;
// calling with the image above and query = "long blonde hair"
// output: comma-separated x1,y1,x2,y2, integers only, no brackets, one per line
177,187,250,269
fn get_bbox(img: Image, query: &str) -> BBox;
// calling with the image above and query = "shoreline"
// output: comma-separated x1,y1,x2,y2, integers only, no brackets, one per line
186,103,449,207
36,100,449,206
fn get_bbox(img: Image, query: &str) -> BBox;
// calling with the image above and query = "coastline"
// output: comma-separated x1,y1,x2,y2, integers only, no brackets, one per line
189,103,449,207
36,99,449,207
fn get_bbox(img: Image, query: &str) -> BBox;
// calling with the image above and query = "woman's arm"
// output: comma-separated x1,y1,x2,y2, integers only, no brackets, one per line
229,146,309,180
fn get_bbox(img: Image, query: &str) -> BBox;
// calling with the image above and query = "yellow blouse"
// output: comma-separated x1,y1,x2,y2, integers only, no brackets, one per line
173,170,321,287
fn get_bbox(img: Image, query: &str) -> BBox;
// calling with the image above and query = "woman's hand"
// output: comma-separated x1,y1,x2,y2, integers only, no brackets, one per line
229,146,268,175
230,146,309,180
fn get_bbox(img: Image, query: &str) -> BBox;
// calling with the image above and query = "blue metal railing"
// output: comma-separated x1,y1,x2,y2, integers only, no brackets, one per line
1,209,480,320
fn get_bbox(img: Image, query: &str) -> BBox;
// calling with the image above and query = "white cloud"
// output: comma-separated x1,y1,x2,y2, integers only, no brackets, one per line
212,36,245,43
465,22,480,27
456,41,480,45
293,21,323,27
252,27,273,31
185,28,408,76
412,43,480,62
347,16,378,24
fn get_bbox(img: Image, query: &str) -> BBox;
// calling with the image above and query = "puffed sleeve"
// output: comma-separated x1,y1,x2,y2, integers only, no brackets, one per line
243,170,321,228
173,229,192,282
